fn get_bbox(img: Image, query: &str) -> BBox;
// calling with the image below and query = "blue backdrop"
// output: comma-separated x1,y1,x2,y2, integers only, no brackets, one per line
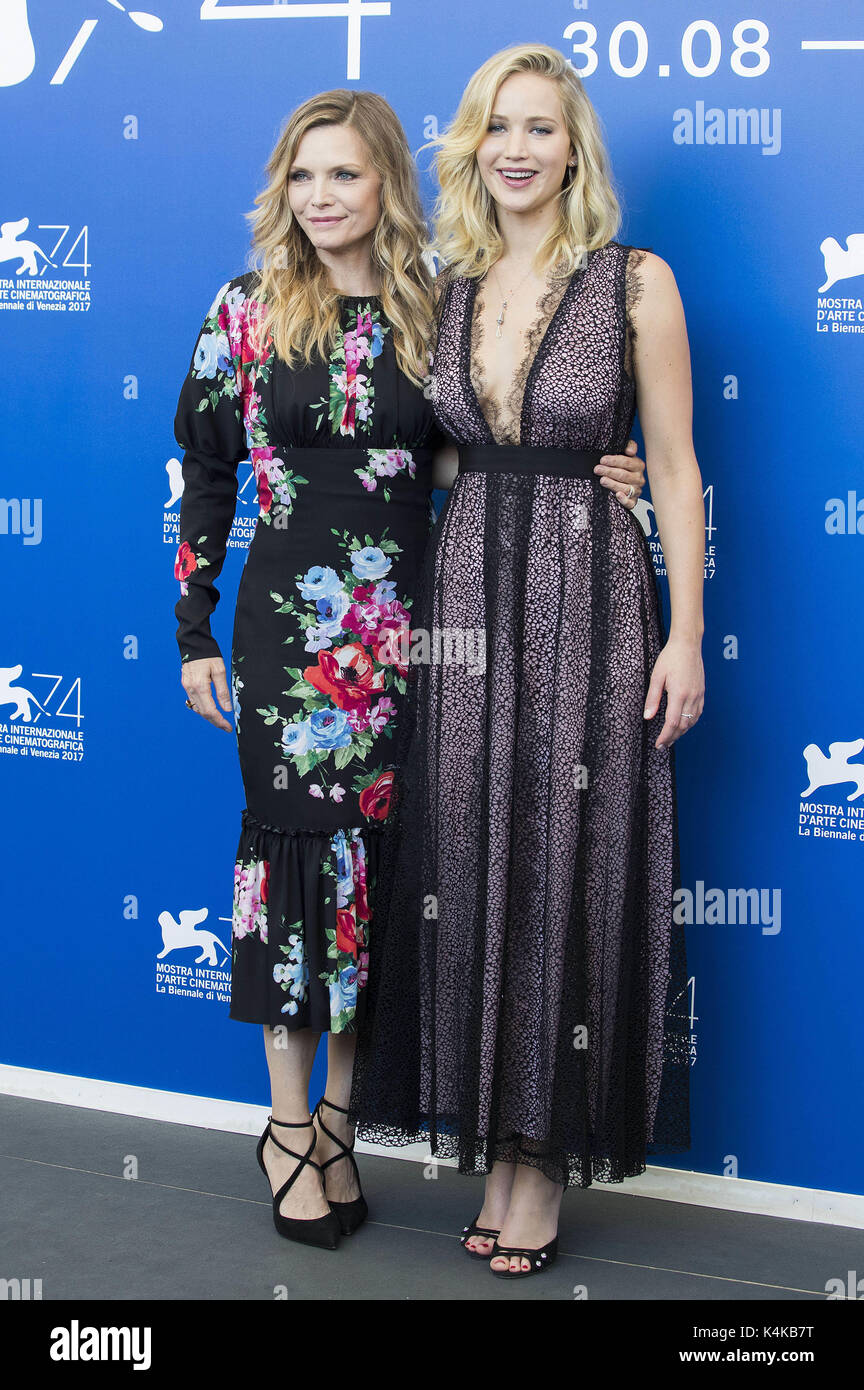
2,0,862,1198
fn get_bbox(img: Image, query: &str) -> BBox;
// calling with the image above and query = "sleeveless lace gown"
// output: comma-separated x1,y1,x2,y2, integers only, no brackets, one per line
349,242,691,1187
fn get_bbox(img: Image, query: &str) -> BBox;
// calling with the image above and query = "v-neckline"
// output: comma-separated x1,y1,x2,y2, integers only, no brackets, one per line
462,255,592,445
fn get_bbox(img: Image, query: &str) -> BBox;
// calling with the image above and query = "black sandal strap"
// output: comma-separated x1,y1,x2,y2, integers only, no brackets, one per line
460,1212,501,1242
318,1097,350,1116
314,1098,360,1176
266,1119,320,1170
493,1242,555,1264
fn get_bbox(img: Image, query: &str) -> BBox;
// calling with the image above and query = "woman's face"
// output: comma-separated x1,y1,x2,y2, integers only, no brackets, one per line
288,123,382,259
476,72,574,220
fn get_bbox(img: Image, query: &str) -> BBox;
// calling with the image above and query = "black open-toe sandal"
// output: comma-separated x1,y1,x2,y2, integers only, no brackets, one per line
256,1116,341,1250
489,1236,558,1278
459,1212,501,1259
313,1096,368,1236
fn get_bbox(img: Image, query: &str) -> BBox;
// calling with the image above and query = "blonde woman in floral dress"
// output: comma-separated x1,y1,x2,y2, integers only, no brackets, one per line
173,89,648,1252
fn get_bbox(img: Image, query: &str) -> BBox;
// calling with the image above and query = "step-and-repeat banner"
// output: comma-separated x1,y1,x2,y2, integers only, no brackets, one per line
1,1,861,1198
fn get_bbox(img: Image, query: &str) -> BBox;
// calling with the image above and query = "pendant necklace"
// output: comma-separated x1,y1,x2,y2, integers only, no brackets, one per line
490,261,537,338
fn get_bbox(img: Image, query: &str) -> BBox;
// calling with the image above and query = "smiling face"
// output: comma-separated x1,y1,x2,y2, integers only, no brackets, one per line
476,71,575,220
287,122,382,259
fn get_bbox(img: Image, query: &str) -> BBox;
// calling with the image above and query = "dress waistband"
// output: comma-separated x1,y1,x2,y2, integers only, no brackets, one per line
458,446,603,480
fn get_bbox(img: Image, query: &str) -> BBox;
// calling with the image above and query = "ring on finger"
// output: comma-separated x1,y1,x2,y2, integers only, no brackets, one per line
626,484,634,499
185,699,196,711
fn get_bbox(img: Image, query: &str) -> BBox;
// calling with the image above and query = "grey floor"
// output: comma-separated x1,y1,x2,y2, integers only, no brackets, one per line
1,1094,858,1301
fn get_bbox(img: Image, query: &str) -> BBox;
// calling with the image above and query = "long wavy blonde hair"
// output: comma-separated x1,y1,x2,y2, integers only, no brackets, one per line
243,90,433,385
431,44,622,278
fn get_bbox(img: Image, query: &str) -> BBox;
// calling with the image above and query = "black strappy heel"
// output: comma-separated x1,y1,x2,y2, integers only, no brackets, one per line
312,1097,368,1236
459,1213,501,1259
256,1116,341,1250
490,1235,558,1278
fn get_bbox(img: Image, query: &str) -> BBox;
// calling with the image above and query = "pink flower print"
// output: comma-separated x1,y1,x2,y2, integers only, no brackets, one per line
233,857,270,943
357,448,416,496
369,696,395,733
377,450,404,478
343,334,360,370
330,784,346,803
374,617,409,674
382,597,410,624
309,784,325,799
251,447,274,513
346,599,384,645
347,705,371,734
243,387,261,440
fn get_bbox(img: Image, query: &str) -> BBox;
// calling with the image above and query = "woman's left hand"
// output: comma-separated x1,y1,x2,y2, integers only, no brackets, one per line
644,637,705,748
594,438,645,508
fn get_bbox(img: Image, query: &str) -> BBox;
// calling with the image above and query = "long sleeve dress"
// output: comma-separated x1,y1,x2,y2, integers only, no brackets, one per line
173,272,441,1032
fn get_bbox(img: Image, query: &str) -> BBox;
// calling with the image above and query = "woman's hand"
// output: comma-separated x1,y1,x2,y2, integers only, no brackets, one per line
594,438,645,508
644,637,705,748
181,656,234,732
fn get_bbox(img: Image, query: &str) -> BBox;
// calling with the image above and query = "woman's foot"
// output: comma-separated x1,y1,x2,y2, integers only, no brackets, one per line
312,1099,360,1205
490,1165,564,1273
464,1161,516,1255
261,1119,332,1220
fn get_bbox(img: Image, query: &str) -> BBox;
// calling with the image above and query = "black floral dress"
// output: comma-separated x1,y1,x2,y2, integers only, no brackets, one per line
173,272,440,1032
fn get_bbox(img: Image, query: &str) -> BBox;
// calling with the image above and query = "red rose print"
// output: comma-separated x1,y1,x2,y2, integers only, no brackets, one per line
175,542,197,582
359,769,394,821
303,644,385,715
336,908,357,956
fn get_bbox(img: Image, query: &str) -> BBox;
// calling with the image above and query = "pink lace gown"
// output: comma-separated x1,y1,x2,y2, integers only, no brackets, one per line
349,241,691,1188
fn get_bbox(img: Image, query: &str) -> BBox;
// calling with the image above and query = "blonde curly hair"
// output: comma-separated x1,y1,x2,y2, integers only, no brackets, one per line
244,90,434,386
431,43,622,278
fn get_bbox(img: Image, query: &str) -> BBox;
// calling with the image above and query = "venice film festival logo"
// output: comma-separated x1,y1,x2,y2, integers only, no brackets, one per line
0,1,390,87
633,483,717,582
164,455,256,550
156,905,231,1004
0,217,91,313
0,663,85,762
816,233,864,336
798,738,864,843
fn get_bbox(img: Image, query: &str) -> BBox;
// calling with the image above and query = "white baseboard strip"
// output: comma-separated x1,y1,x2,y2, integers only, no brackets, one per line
2,1063,861,1230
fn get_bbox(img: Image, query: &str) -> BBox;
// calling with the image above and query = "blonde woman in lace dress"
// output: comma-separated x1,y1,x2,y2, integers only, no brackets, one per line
350,44,704,1279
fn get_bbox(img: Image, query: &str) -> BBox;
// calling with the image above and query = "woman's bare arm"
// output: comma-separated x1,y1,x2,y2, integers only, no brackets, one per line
630,249,706,746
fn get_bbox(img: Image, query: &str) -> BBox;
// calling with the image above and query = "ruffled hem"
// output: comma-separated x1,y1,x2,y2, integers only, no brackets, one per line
229,808,383,1031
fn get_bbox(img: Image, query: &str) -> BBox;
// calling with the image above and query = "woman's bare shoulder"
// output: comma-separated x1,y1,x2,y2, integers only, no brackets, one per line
625,247,679,321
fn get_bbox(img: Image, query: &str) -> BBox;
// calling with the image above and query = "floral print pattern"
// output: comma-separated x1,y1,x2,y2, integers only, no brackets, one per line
256,529,408,813
355,447,417,500
273,925,309,1015
313,304,388,437
318,830,371,1032
174,537,210,596
233,854,270,944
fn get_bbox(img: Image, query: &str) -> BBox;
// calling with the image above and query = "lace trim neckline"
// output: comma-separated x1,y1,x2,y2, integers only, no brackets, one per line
467,264,580,446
